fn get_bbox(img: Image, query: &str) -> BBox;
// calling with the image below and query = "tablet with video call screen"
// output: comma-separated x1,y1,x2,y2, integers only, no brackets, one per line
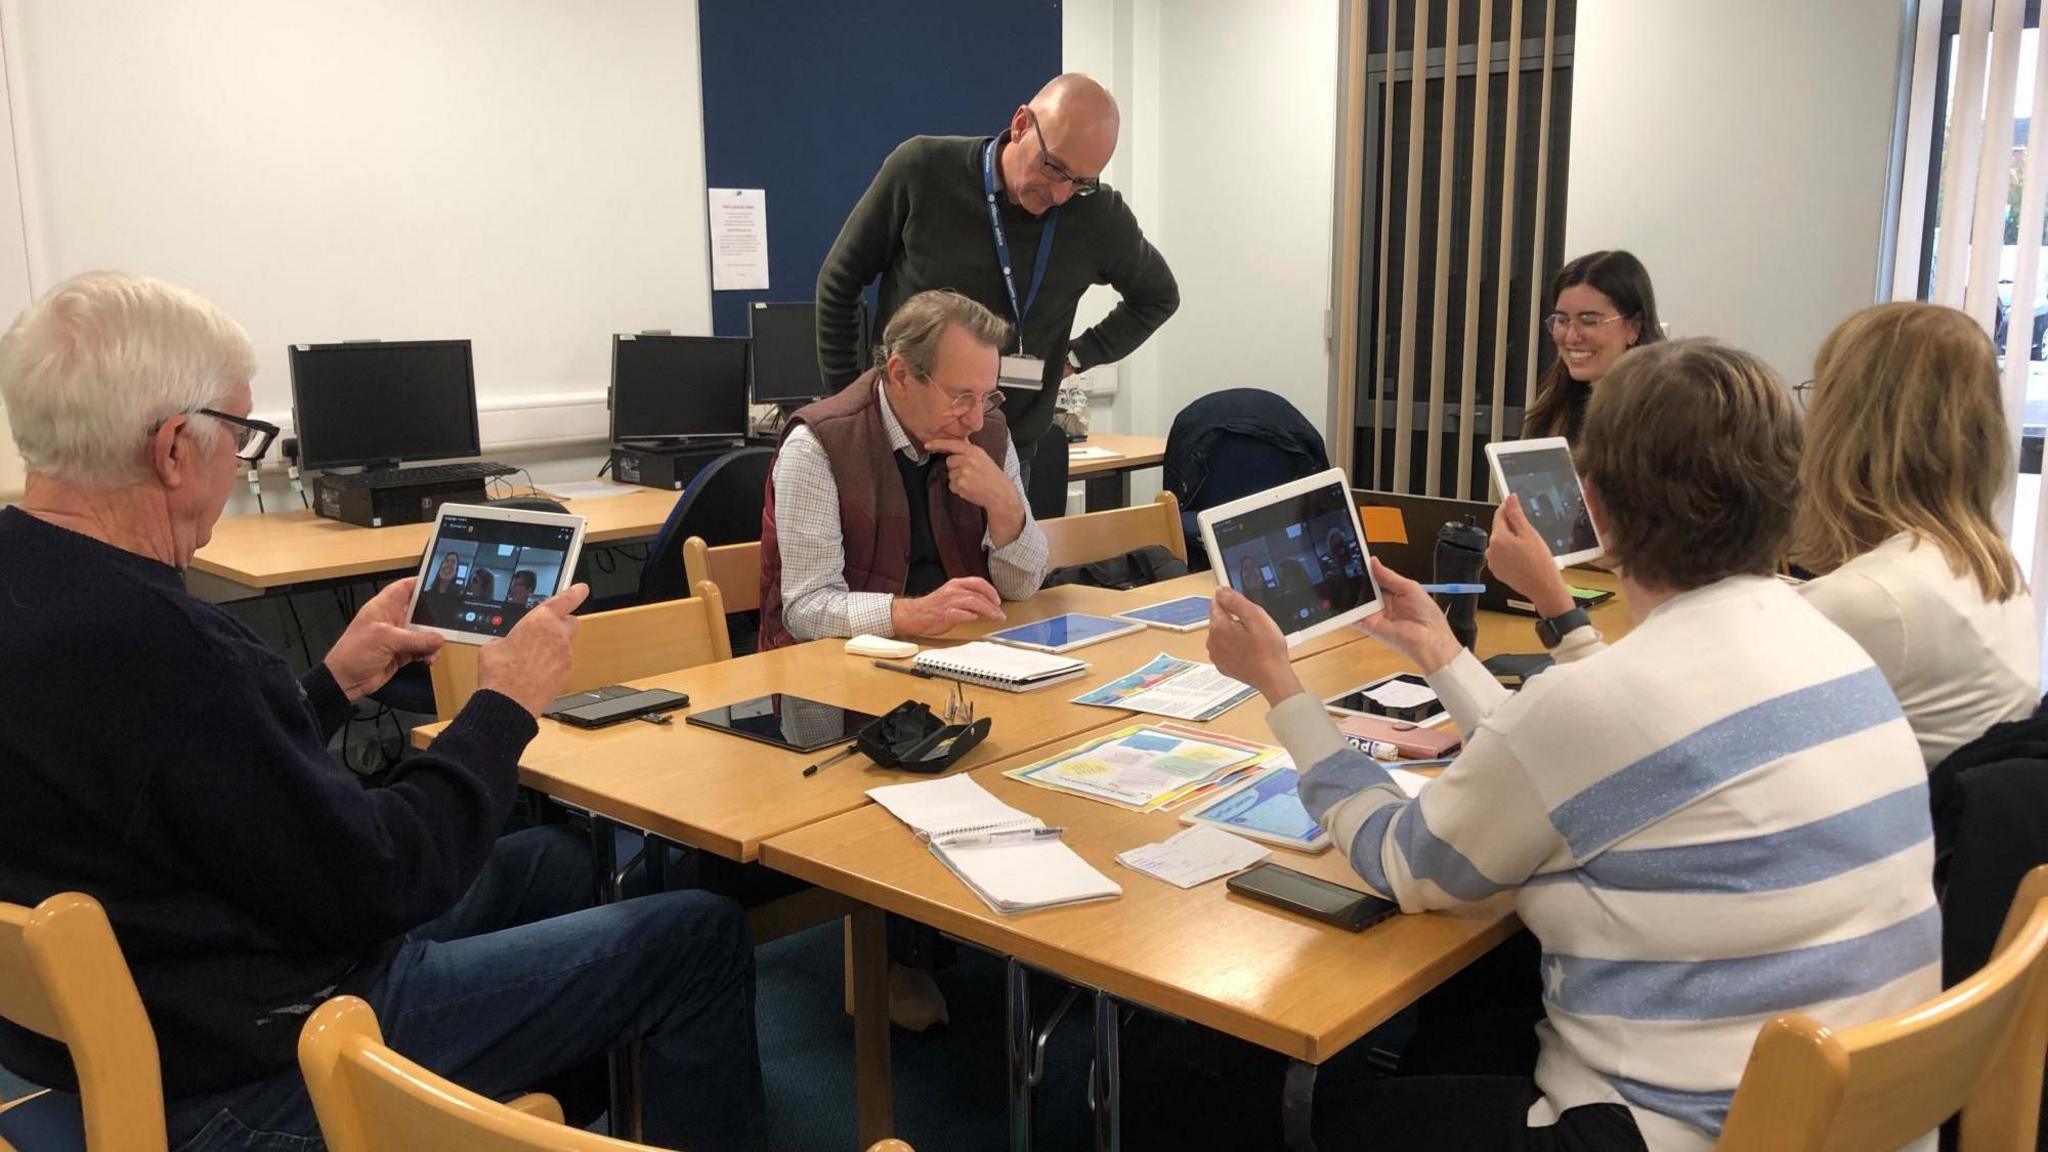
1196,468,1383,647
1484,437,1605,568
406,504,586,645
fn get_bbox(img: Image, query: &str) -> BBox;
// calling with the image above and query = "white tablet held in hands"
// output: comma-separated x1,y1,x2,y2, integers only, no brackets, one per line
406,503,586,645
1196,467,1382,647
1484,437,1605,568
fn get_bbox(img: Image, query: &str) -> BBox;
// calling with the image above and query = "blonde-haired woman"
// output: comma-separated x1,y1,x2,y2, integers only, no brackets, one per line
1796,301,2039,768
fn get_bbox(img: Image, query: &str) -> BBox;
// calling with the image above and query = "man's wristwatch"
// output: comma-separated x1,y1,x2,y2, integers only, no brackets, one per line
1534,604,1591,650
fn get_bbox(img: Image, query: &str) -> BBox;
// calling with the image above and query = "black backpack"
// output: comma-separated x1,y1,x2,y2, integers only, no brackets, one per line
1041,544,1190,591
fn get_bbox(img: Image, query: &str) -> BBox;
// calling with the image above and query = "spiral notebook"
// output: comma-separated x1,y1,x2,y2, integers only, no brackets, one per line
866,775,1122,914
910,641,1090,693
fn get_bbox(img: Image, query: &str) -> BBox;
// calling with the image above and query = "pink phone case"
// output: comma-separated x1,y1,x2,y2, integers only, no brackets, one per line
1333,713,1462,759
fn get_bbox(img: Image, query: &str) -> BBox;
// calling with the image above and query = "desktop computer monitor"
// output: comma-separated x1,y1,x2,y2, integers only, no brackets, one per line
609,334,750,443
748,301,829,404
289,340,482,470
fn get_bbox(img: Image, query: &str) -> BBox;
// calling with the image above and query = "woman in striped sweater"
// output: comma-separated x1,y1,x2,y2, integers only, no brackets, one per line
1208,340,1936,1151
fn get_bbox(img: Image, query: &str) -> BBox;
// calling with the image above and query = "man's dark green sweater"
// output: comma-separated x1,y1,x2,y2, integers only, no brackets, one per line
816,134,1179,454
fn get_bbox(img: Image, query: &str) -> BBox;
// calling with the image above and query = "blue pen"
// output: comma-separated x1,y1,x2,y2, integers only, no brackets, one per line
1419,583,1487,595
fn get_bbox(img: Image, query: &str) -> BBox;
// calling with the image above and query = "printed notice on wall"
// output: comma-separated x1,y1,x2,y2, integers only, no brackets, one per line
708,188,769,290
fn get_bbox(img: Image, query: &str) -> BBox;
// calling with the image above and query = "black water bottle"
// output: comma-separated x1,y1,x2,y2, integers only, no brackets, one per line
1435,518,1489,651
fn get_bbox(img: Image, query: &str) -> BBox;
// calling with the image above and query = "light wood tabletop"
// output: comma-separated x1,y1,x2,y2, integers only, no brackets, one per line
189,486,682,592
758,580,1629,1062
1066,433,1165,479
407,571,1359,863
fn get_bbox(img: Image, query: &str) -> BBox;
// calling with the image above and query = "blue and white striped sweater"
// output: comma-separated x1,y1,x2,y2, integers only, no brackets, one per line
1268,575,1939,1152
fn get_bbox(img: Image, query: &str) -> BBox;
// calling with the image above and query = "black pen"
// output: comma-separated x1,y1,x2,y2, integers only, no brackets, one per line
802,742,860,778
872,659,933,679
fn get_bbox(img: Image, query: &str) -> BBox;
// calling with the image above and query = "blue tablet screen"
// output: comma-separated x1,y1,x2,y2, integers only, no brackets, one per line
988,613,1135,650
1120,595,1212,628
1194,767,1324,845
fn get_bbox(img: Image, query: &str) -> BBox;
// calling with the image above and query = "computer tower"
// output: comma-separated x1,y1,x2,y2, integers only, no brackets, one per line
312,475,490,528
609,443,739,490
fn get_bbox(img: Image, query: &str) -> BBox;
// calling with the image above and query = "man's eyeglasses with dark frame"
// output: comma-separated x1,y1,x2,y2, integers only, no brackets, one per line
191,408,280,463
1027,110,1100,197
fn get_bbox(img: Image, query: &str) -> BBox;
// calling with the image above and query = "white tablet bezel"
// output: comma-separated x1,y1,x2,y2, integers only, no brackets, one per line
1483,437,1606,569
405,502,587,646
1180,764,1332,853
1114,594,1214,633
986,612,1147,654
1196,467,1382,648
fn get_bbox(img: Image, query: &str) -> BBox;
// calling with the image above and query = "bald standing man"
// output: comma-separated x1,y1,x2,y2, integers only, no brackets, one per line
816,73,1179,469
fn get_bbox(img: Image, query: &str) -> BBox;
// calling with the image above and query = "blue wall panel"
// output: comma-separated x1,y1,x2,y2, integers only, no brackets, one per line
697,0,1062,337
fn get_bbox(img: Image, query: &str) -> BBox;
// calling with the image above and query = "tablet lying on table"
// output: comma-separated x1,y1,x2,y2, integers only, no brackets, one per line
685,694,883,754
1483,437,1605,568
406,503,586,645
1197,467,1382,647
1180,764,1331,853
987,613,1145,653
1115,594,1213,632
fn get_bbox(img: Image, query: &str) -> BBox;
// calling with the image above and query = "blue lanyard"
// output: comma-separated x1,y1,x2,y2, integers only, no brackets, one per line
983,138,1059,351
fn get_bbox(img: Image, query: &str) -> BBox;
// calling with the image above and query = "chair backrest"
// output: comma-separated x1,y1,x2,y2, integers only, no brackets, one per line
1039,491,1186,571
300,996,918,1152
639,448,774,603
428,587,731,720
682,538,763,614
0,893,165,1151
1717,865,2048,1151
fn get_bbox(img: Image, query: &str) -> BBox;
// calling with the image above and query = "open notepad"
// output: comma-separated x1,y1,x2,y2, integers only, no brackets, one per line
866,775,1122,915
911,641,1090,692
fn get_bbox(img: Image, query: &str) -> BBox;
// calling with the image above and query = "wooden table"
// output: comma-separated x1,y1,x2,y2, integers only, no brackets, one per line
1066,433,1166,512
762,577,1629,1151
187,486,681,598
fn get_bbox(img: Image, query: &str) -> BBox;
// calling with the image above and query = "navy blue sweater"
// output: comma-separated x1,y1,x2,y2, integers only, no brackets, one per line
0,506,536,1099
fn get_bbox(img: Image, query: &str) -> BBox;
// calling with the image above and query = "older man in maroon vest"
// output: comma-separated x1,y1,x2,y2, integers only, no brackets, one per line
761,290,1048,650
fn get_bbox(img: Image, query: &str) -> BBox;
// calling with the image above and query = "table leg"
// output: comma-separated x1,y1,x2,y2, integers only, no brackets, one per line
588,815,642,1141
850,905,895,1146
1007,959,1034,1152
1282,1059,1319,1152
1090,992,1121,1152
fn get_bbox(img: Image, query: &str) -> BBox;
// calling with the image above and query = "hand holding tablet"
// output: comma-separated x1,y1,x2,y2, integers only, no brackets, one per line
1483,438,1604,567
1195,467,1383,647
406,503,587,645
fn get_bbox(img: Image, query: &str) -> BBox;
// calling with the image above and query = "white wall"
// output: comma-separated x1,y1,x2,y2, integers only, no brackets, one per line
1566,0,1905,385
1063,0,1340,481
2,0,711,472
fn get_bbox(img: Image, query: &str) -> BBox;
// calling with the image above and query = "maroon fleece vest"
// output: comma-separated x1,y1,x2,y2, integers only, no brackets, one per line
758,372,1010,649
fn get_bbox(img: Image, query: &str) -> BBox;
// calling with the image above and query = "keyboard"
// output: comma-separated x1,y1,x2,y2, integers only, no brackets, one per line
320,461,518,490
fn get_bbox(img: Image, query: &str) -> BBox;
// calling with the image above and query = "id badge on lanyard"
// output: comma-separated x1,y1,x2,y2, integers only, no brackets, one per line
985,138,1058,391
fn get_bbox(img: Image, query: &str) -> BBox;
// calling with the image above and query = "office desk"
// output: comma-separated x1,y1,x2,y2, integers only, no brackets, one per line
762,579,1630,1150
1067,434,1166,512
188,486,681,598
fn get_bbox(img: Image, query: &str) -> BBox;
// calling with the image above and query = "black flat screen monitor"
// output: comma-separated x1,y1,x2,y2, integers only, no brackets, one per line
749,301,828,404
610,334,749,442
289,340,481,470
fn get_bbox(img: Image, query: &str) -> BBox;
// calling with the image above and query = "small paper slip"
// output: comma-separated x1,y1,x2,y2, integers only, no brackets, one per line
1118,826,1269,888
914,641,1089,692
1072,652,1257,721
536,480,644,502
1069,445,1123,461
1386,768,1433,798
1362,679,1438,710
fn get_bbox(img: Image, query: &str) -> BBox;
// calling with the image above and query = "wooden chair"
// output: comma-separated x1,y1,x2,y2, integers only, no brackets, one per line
428,587,731,720
0,892,165,1151
300,996,913,1152
682,537,762,613
1717,865,2048,1150
1040,490,1186,570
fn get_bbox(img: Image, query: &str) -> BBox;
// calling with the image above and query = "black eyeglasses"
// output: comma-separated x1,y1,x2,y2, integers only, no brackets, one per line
194,408,280,462
1791,380,1814,411
1027,110,1100,196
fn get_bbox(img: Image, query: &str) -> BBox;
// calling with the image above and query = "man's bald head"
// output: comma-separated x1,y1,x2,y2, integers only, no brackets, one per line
1000,73,1119,216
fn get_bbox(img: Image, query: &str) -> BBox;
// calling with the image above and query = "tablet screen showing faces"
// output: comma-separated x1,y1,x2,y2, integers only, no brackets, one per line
1487,438,1603,567
409,507,582,642
1201,469,1380,645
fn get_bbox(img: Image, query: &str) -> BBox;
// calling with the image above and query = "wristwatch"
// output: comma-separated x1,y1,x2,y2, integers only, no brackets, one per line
1534,604,1591,650
1067,350,1083,370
